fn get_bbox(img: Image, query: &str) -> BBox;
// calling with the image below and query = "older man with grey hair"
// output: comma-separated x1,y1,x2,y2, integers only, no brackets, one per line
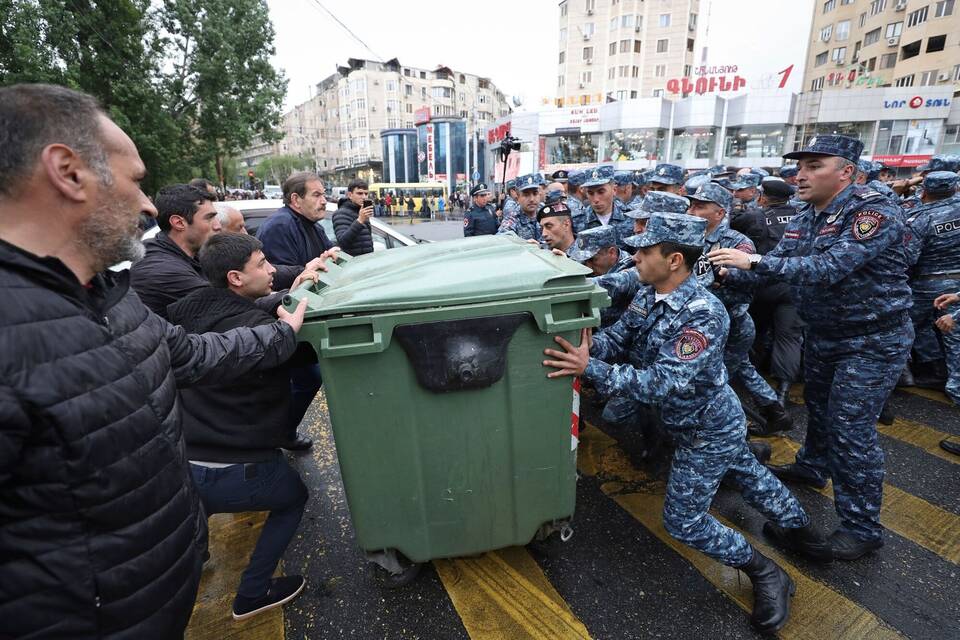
215,201,248,234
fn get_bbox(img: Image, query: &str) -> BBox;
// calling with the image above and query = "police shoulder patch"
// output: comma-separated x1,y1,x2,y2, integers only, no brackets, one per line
463,217,470,227
854,190,882,200
687,299,709,312
734,242,754,253
675,328,708,361
852,210,883,240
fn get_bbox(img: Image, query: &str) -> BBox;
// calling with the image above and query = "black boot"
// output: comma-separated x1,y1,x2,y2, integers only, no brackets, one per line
748,440,772,465
878,402,895,425
763,522,833,561
913,359,947,389
736,546,795,633
766,463,828,489
776,380,792,408
748,402,793,437
896,366,915,387
940,438,960,456
830,530,884,561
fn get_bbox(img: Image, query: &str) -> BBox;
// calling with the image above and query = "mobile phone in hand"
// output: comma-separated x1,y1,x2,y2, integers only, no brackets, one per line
363,199,373,208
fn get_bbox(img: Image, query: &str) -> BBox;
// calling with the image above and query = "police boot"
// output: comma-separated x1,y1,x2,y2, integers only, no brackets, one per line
896,365,915,387
736,547,795,633
829,530,884,561
878,401,895,426
912,359,947,389
776,381,792,408
762,522,833,562
766,463,828,489
748,440,771,465
748,402,793,437
940,438,960,456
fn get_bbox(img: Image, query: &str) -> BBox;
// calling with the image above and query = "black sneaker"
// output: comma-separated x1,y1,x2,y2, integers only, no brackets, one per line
829,530,883,561
232,575,306,620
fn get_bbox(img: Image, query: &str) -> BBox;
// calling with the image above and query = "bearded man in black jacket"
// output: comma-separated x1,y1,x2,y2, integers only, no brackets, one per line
167,233,321,621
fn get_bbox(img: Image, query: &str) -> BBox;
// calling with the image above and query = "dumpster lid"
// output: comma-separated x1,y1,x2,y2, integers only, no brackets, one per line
297,235,601,317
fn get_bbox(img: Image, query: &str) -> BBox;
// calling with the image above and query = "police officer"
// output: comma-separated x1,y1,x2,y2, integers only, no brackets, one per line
709,134,913,560
565,170,586,216
932,289,960,409
498,173,544,241
779,165,799,186
684,170,713,196
646,163,684,195
572,165,634,249
897,155,960,211
613,171,642,208
501,179,521,221
687,183,791,434
569,225,635,276
551,169,571,192
903,171,960,388
544,212,830,634
463,183,499,236
747,178,804,406
730,173,762,217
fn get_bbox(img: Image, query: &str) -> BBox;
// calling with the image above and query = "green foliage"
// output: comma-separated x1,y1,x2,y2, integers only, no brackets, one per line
0,0,287,194
254,154,314,185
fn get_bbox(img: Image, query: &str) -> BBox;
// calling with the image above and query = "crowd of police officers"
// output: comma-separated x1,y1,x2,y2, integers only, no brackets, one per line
464,136,960,633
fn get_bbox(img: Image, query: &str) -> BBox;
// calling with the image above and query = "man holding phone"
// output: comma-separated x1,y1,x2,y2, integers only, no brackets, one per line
333,179,375,256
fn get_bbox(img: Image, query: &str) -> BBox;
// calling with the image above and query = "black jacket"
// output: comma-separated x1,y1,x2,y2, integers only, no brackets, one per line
0,239,298,639
257,205,335,267
167,287,315,463
333,200,374,256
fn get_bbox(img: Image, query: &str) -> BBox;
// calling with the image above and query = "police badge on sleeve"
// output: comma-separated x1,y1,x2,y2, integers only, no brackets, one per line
852,210,883,240
675,328,708,361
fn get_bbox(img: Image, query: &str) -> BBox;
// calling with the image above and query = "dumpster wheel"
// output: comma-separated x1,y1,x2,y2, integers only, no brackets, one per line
367,549,422,588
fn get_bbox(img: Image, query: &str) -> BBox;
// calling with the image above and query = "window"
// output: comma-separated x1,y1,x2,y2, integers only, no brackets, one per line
609,42,617,55
608,68,616,80
684,64,691,76
583,46,593,60
859,12,867,27
823,0,836,13
610,17,618,30
895,74,915,87
659,13,671,26
864,28,881,45
655,64,666,77
657,38,668,52
935,0,955,17
811,76,825,90
580,70,592,83
636,16,643,29
356,116,367,129
853,40,862,60
621,14,634,27
431,87,451,99
421,87,427,98
560,1,567,17
869,0,886,15
832,46,847,62
842,0,855,4
653,89,664,97
616,90,628,100
820,25,833,41
907,6,928,27
835,20,851,41
630,90,638,98
927,34,947,51
583,22,595,36
634,40,642,52
632,65,640,77
815,51,829,66
901,39,921,59
689,13,698,27
405,103,412,113
880,52,897,68
585,0,595,12
687,37,694,52
386,80,396,92
920,69,939,85
619,65,629,77
560,28,567,40
419,71,426,79
619,39,630,52
865,56,877,71
885,21,903,37
954,63,960,81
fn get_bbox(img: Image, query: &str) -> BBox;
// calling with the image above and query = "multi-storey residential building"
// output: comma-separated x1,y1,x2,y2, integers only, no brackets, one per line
241,57,512,186
556,0,700,105
803,0,960,92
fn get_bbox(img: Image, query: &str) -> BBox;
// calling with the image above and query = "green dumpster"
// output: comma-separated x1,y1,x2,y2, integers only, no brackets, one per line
285,234,609,578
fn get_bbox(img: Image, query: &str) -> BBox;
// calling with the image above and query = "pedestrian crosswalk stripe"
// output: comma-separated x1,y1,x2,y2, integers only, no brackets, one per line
900,386,951,404
185,513,284,640
766,437,960,565
435,547,592,640
579,424,906,640
877,417,960,465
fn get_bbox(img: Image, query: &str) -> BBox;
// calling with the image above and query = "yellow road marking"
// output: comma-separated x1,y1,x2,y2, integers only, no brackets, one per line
579,425,905,640
435,547,591,640
765,437,960,565
900,386,951,405
186,512,285,640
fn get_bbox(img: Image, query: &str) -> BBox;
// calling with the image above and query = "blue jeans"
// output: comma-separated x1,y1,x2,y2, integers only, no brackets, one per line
191,453,308,598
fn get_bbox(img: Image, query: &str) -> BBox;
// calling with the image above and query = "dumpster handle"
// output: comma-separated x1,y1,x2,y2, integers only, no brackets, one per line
319,327,386,357
542,307,601,333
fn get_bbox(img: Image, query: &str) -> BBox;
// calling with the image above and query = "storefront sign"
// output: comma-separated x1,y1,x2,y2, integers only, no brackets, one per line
883,96,952,109
667,63,794,96
871,154,932,168
492,153,522,183
414,107,431,125
487,121,512,145
538,137,546,170
425,124,435,180
561,106,600,128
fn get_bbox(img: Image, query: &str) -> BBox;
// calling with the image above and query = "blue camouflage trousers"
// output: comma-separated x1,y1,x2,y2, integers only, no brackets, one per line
941,319,960,404
795,321,913,542
725,311,779,406
663,386,808,566
908,278,960,364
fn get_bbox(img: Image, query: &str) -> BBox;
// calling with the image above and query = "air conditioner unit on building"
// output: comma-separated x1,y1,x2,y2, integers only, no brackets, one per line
887,37,900,46
688,23,696,31
585,58,593,65
636,25,642,32
583,33,592,40
835,60,845,66
938,71,950,81
578,82,585,89
587,8,594,15
895,1,907,11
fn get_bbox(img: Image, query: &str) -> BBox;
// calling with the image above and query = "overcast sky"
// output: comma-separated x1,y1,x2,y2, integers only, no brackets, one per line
267,0,815,112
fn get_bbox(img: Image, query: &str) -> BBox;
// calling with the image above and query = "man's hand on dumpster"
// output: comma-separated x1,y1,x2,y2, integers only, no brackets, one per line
934,292,960,310
543,328,592,378
291,269,319,291
304,256,331,273
278,298,308,333
319,247,341,263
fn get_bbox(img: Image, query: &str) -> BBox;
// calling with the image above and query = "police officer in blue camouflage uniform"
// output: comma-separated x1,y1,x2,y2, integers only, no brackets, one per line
463,183,499,236
931,289,960,413
497,173,544,241
899,155,960,211
572,165,634,250
864,161,899,205
729,174,763,236
613,171,641,208
646,163,684,195
709,134,914,560
684,170,713,195
687,183,792,435
502,179,521,220
568,226,634,329
544,212,831,634
903,171,960,388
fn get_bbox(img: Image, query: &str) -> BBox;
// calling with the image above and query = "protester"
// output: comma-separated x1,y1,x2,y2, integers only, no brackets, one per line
333,179,375,256
257,171,336,267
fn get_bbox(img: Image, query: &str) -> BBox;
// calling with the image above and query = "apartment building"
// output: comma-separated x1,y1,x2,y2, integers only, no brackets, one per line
557,0,700,106
802,0,960,92
241,57,512,186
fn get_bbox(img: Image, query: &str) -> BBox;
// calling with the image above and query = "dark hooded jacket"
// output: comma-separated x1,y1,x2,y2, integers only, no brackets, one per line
332,200,374,256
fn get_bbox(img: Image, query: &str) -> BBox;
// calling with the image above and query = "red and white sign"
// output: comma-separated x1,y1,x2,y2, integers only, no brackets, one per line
571,378,581,451
488,121,512,145
425,124,435,180
492,153,522,182
414,106,431,125
871,154,932,168
538,137,546,170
